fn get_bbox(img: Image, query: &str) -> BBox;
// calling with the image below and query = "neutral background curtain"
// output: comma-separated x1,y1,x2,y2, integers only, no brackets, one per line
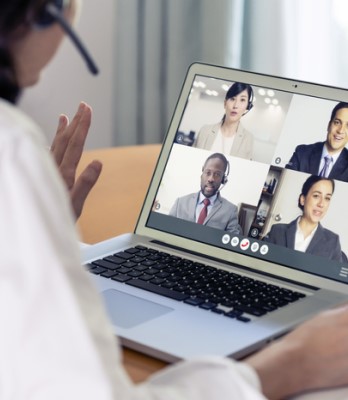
113,0,244,146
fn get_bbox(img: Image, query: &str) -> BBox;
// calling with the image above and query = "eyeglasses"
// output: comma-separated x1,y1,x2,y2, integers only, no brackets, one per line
202,169,224,179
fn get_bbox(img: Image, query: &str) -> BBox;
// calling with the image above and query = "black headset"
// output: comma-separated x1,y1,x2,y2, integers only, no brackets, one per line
246,86,254,111
221,160,230,185
35,0,99,75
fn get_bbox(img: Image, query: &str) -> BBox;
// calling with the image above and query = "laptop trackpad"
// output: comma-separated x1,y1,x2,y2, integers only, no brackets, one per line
102,289,173,328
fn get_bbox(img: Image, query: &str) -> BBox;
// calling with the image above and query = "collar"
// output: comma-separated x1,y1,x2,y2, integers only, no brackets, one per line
198,192,218,206
322,143,341,164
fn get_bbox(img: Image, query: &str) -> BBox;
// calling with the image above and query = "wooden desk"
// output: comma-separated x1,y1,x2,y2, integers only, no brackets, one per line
77,144,167,382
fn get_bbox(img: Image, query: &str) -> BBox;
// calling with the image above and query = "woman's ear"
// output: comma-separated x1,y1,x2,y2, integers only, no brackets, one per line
299,194,305,206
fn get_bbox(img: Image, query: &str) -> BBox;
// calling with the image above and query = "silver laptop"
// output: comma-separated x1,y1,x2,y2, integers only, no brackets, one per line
83,62,348,362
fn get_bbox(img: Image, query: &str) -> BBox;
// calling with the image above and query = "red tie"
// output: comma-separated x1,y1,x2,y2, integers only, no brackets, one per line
197,198,210,224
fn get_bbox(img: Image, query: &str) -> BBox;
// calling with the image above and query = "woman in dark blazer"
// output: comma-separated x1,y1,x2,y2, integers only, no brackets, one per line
265,175,346,263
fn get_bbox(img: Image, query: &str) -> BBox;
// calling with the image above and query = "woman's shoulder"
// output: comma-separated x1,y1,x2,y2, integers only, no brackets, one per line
0,99,45,146
269,222,289,233
318,224,340,240
199,122,221,133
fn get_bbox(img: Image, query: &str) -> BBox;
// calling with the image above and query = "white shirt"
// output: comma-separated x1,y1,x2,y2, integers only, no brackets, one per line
210,127,235,154
294,217,318,252
0,99,265,399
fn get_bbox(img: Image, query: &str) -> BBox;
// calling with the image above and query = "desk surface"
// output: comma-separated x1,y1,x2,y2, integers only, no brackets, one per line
77,144,167,382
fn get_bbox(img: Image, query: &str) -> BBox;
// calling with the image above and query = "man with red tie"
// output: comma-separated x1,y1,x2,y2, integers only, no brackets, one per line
169,153,241,233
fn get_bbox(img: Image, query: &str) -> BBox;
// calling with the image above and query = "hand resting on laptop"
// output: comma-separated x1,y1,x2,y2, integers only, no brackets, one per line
247,304,348,399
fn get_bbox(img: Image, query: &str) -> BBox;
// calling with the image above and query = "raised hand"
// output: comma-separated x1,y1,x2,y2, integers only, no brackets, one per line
50,102,102,219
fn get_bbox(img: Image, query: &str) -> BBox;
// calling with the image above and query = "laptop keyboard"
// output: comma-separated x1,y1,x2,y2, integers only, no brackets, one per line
88,245,306,323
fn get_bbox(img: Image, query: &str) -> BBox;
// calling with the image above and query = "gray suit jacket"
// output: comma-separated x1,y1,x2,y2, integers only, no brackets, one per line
265,218,345,262
169,191,241,234
192,122,254,160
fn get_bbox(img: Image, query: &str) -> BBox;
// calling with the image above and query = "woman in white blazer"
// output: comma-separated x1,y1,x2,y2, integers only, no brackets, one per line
193,82,254,160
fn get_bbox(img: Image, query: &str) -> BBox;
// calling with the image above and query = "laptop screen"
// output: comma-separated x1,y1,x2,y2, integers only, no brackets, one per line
144,65,348,285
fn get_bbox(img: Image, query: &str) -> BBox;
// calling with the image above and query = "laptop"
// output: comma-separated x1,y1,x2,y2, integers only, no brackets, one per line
82,62,348,362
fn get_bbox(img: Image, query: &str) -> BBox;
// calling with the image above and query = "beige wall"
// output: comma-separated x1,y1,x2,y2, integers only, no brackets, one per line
19,0,116,149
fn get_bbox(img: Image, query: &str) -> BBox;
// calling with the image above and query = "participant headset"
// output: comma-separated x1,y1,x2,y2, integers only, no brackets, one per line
221,159,230,186
35,0,99,75
246,86,254,112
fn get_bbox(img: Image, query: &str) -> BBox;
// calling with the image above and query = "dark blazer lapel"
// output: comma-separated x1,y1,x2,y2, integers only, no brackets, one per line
308,142,324,174
305,223,324,254
285,219,298,249
330,148,348,179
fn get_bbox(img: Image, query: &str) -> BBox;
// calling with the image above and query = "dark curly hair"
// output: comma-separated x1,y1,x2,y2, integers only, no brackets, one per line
0,0,46,103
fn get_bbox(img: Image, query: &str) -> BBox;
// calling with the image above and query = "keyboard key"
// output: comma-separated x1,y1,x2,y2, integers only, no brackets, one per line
92,259,120,270
128,270,143,277
184,297,204,306
115,251,134,260
103,255,125,265
237,315,251,323
112,274,132,283
211,308,224,314
100,270,118,278
139,274,153,281
234,305,267,317
117,266,133,274
125,247,140,254
89,266,107,275
199,301,217,310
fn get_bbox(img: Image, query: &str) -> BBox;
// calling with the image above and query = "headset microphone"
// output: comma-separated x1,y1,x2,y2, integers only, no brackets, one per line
44,2,99,75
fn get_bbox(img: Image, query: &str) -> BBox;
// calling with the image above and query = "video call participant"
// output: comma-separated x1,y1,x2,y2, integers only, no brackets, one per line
264,175,347,263
192,82,254,159
286,102,348,182
169,153,241,233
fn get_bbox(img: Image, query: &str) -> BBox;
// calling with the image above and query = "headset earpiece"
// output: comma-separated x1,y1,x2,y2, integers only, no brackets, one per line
35,0,67,28
221,160,230,185
247,86,254,111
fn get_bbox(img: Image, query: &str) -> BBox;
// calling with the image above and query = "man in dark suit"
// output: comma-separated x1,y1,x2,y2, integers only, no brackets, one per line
286,102,348,182
169,153,241,233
